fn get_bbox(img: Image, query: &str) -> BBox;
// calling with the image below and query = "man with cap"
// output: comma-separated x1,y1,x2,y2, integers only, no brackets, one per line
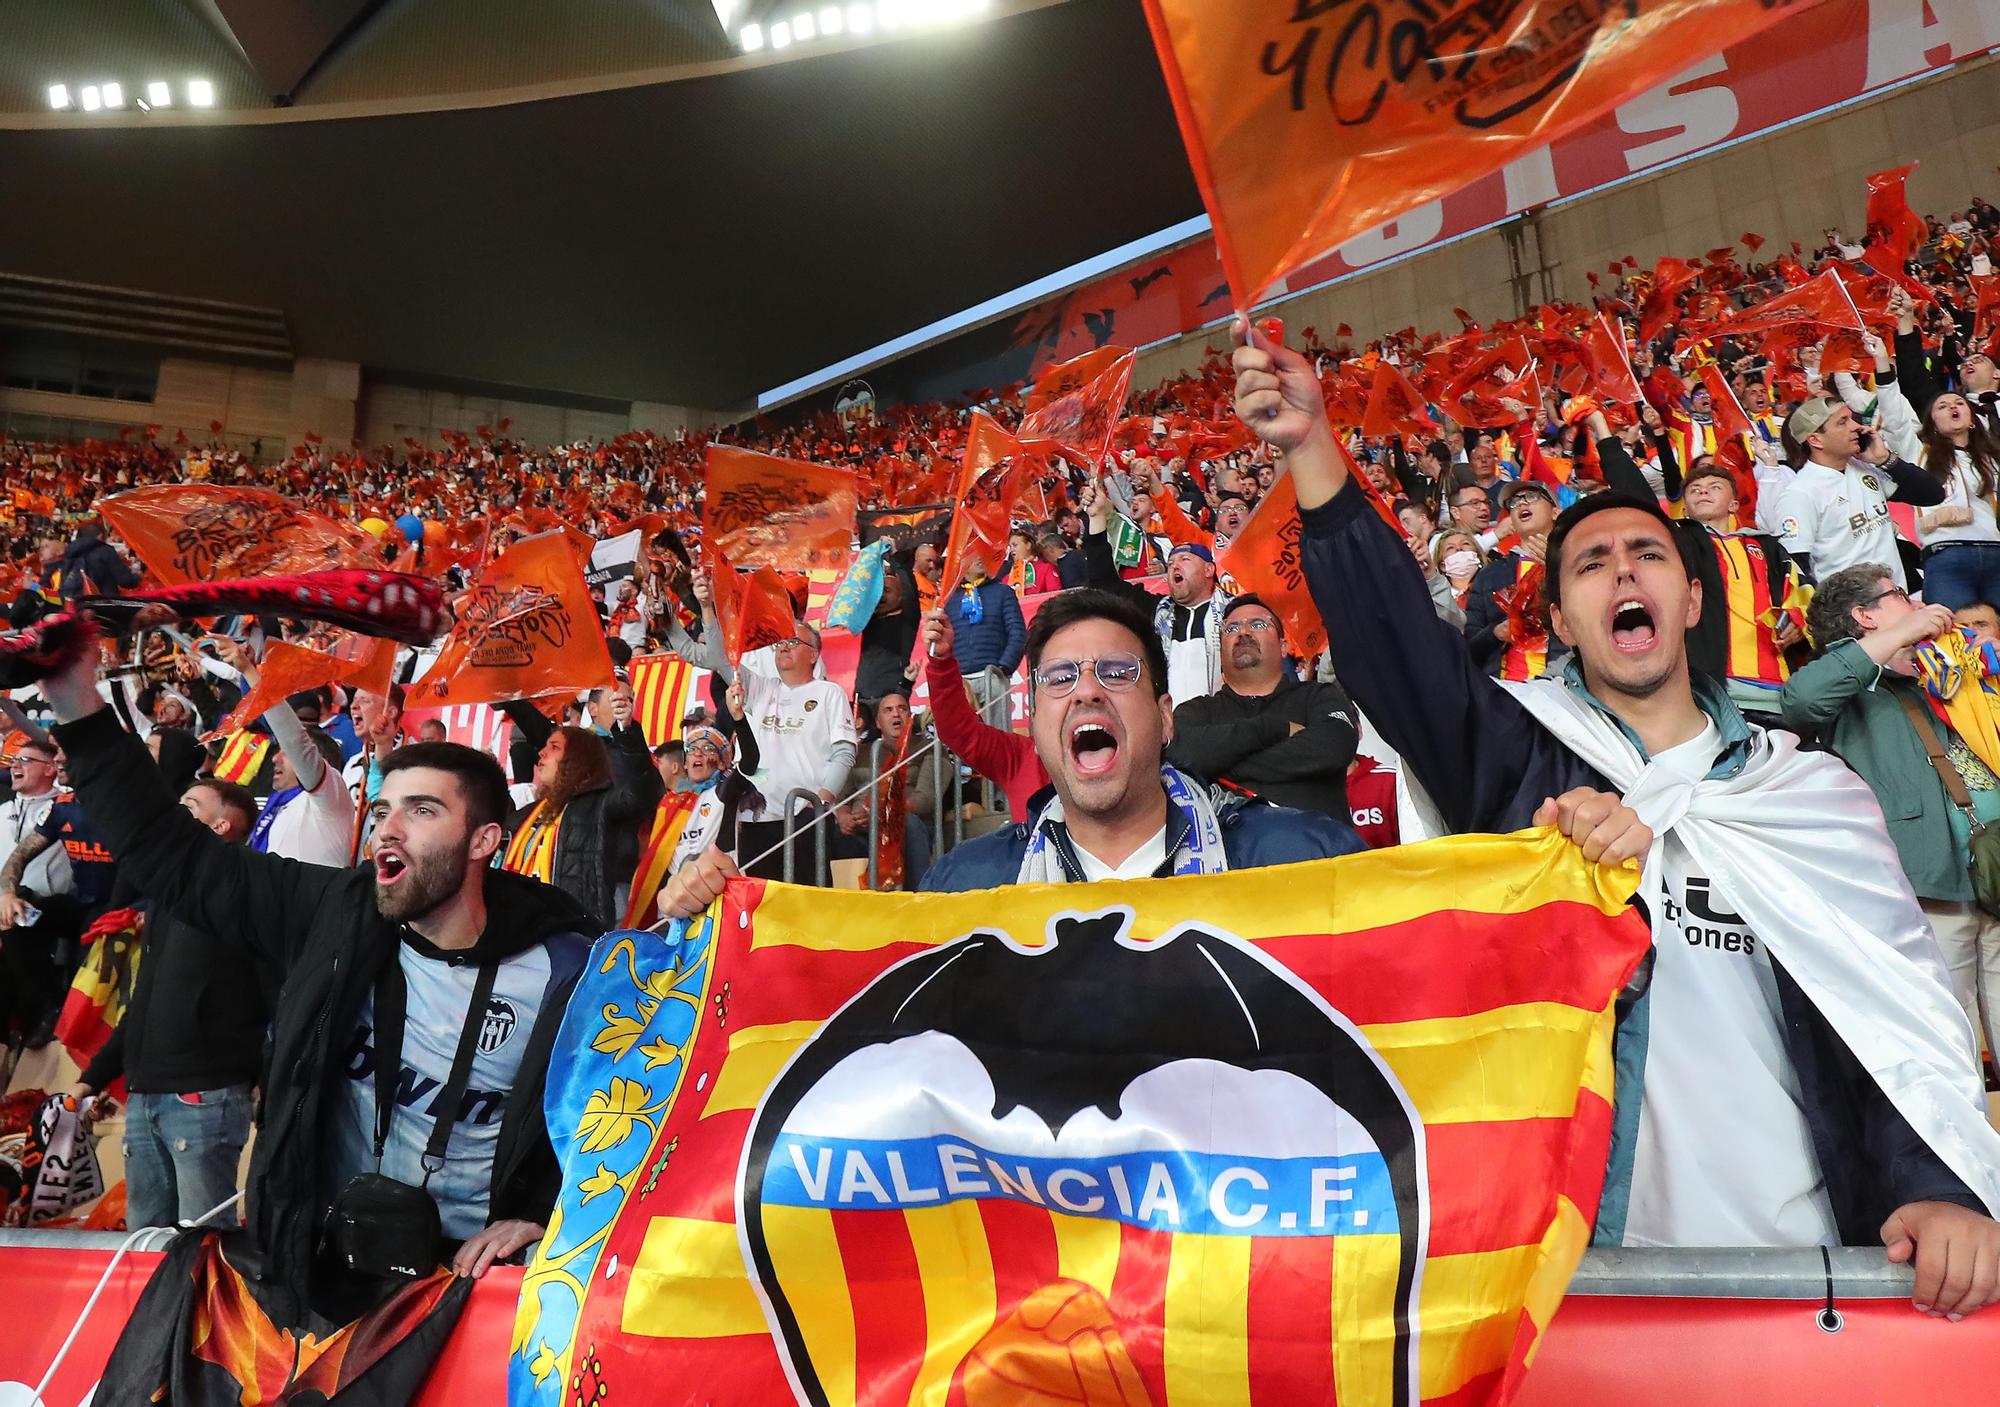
1465,478,1564,678
1771,345,1943,588
1081,479,1233,706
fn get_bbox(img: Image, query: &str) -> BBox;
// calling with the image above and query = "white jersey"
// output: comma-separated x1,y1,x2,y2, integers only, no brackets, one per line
739,656,857,820
1773,459,1906,587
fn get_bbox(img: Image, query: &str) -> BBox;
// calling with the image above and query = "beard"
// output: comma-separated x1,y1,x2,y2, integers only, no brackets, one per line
374,836,470,922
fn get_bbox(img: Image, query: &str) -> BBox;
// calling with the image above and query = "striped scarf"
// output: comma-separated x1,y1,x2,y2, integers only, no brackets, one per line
503,800,564,883
1015,765,1226,884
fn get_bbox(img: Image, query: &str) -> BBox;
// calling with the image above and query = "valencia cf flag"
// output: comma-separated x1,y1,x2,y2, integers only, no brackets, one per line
420,532,617,706
97,485,385,586
704,447,859,575
514,832,1648,1407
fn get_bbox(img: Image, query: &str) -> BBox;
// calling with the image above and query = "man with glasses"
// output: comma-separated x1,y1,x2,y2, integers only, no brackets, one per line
0,736,74,1045
653,590,1358,916
1167,594,1359,822
1447,483,1499,548
1782,565,2000,1080
1465,480,1564,679
728,625,858,884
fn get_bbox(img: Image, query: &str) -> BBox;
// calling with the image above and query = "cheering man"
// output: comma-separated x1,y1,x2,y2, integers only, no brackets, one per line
1233,318,2000,1318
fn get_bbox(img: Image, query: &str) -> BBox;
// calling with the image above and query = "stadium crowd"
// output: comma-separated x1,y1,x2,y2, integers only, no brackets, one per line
5,189,2000,1336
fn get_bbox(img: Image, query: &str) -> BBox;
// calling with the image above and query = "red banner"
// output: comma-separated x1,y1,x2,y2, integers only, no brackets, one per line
1010,0,1995,369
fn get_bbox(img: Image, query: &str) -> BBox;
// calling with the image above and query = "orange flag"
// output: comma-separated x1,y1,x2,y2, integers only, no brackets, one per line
1219,471,1325,657
1443,338,1539,430
1139,0,1815,306
939,412,1032,591
417,531,615,706
703,446,858,573
1697,363,1753,442
1677,269,1865,352
710,549,799,668
1017,346,1137,469
1863,163,1925,273
215,635,396,735
1636,257,1704,347
1581,312,1644,405
1969,276,2000,356
1359,361,1437,441
97,486,384,586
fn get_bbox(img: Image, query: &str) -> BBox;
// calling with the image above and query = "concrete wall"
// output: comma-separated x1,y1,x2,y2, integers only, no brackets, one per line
1131,54,2000,390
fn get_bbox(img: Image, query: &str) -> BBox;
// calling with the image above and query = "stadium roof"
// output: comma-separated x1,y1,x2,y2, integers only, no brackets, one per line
0,0,1202,411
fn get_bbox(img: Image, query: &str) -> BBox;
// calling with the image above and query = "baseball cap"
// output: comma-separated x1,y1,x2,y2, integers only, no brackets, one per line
1785,396,1839,442
1168,542,1215,564
1499,480,1556,512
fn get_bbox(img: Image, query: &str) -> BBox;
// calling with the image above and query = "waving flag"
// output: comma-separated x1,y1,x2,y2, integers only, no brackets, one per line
419,531,616,706
215,635,397,735
1360,361,1439,441
1676,269,1865,352
630,654,704,746
97,485,385,586
711,549,799,669
705,447,859,574
1018,346,1138,469
939,412,1033,591
1138,0,1822,308
512,831,1647,1407
1862,163,1925,274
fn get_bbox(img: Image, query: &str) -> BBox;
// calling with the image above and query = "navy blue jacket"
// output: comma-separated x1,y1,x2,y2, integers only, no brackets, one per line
946,578,1027,676
920,784,1362,892
1301,476,1983,1243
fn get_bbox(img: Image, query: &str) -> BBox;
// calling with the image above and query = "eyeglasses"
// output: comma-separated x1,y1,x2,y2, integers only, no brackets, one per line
1221,617,1276,637
1032,653,1144,697
774,636,815,651
1865,586,1911,609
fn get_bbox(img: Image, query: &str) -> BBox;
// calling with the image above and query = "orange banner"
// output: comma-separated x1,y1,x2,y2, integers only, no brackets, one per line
703,447,858,573
1677,269,1865,352
710,551,799,668
215,635,397,735
1219,470,1326,658
417,532,615,707
1138,0,1826,306
97,486,384,586
939,411,1033,591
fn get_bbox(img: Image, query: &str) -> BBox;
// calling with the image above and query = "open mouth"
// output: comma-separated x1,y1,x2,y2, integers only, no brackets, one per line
1067,719,1119,777
1611,598,1657,653
375,851,408,885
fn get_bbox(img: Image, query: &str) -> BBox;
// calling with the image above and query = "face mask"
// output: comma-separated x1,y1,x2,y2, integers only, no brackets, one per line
1445,550,1481,578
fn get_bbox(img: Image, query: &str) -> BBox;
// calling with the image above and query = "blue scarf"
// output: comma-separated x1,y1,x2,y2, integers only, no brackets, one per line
249,787,302,853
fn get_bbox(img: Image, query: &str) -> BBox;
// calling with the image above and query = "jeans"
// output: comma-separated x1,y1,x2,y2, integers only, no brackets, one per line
1919,542,2000,612
123,1084,252,1230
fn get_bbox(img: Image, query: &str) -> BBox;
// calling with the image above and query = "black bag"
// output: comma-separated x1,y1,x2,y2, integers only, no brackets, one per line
321,958,497,1280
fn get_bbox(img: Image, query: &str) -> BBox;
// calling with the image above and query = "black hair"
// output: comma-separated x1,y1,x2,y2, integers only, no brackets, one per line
377,741,512,830
304,725,345,772
652,740,686,762
188,777,260,837
607,637,634,668
1542,492,1693,610
1221,592,1285,640
1023,587,1170,701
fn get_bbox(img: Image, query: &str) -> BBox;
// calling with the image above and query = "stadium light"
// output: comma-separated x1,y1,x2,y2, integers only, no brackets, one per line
147,81,171,107
793,11,815,38
79,85,101,111
820,5,842,32
877,0,902,26
770,19,792,46
740,21,765,48
47,84,69,110
187,78,214,107
847,4,873,31
100,81,124,108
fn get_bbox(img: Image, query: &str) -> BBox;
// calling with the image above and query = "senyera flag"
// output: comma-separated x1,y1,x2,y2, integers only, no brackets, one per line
96,484,386,586
419,531,617,707
1139,0,1831,308
705,446,860,574
512,831,1647,1407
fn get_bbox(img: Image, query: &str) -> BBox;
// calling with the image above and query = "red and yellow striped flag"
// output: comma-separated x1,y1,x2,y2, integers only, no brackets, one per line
623,792,700,930
212,730,270,784
629,654,702,747
515,831,1648,1407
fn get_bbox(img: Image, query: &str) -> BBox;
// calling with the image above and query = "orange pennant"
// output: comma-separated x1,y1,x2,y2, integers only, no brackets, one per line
417,532,616,707
1219,471,1325,657
1581,312,1644,405
939,411,1033,591
703,447,858,574
97,486,384,586
215,636,393,735
1697,363,1753,442
1677,269,1865,352
1139,0,1815,306
1359,361,1437,441
710,548,799,668
1863,163,1925,273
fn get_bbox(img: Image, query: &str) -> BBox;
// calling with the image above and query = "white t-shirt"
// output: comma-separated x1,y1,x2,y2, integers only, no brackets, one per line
0,789,71,897
331,941,553,1240
1623,721,1838,1249
1774,460,1906,587
670,787,731,874
740,660,857,820
1071,825,1168,882
1914,450,2000,549
262,768,354,867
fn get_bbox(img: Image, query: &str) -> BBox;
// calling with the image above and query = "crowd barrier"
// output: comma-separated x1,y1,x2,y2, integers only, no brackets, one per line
0,1238,1989,1405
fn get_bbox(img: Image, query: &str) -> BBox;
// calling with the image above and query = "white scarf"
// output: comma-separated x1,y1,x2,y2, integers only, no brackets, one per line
1506,678,2000,1216
1016,765,1227,885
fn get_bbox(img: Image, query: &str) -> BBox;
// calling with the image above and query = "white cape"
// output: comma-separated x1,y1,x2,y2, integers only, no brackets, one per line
1504,678,2000,1218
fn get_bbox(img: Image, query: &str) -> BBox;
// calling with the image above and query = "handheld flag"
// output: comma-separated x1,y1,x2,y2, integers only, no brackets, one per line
419,532,616,706
1219,469,1327,657
710,549,799,669
97,485,385,585
704,447,859,574
1017,346,1138,469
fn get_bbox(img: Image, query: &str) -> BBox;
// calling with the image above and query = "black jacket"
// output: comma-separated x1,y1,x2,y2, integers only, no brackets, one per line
1462,552,1569,677
52,707,595,1323
499,704,663,931
80,900,276,1096
1167,675,1357,821
58,534,140,600
1300,476,1984,1244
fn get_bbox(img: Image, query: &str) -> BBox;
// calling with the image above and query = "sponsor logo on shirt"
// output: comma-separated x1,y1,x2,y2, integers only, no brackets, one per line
1662,879,1757,955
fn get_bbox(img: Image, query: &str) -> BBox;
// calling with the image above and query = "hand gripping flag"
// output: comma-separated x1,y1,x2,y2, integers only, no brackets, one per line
420,531,617,706
1138,0,1825,308
705,448,860,574
96,485,387,585
512,830,1649,1407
